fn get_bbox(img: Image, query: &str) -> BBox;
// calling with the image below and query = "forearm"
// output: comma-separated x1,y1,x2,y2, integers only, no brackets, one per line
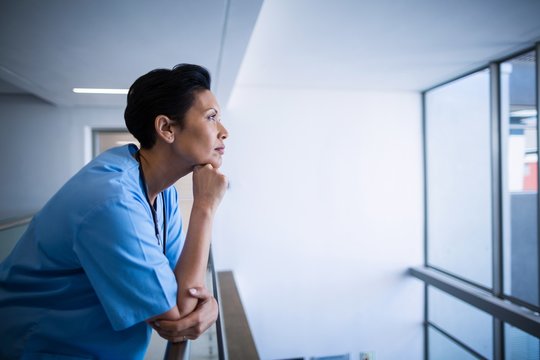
175,204,214,318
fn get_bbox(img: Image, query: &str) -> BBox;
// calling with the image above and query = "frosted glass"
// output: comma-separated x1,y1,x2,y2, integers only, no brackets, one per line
428,286,492,359
428,326,478,360
426,69,492,287
505,323,540,360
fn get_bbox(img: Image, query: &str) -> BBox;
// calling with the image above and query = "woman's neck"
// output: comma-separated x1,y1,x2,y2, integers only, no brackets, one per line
138,146,191,204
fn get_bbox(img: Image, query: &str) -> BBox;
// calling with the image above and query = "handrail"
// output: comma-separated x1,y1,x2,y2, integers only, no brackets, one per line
217,271,259,359
163,341,190,360
163,248,227,360
409,266,540,336
0,214,33,231
210,252,228,360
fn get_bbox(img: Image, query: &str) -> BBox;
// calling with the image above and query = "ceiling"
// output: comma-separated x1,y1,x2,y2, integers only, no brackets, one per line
0,0,539,108
0,0,263,106
236,0,540,92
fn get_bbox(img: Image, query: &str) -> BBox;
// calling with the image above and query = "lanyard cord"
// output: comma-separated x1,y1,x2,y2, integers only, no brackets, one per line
135,151,167,255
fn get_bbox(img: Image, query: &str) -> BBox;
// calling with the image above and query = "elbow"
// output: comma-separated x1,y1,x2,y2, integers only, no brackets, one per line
146,305,181,324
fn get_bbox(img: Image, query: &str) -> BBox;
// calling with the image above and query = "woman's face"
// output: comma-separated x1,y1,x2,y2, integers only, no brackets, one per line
172,89,228,169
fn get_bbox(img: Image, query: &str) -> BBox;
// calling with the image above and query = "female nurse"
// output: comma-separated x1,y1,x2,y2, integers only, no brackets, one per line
0,64,228,359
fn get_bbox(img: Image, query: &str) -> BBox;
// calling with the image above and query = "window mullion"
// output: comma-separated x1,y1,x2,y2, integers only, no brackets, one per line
536,41,540,324
490,61,504,360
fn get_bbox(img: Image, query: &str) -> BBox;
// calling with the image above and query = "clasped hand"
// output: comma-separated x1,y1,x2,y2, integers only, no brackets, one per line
149,287,218,343
192,164,227,213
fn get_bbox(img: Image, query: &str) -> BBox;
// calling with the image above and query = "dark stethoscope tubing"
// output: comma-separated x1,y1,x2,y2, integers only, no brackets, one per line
136,151,167,255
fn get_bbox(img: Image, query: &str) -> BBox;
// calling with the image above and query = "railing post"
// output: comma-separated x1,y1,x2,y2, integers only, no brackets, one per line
490,61,504,360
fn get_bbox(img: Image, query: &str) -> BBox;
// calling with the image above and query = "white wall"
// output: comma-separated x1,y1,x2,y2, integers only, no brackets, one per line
213,86,424,359
0,95,125,219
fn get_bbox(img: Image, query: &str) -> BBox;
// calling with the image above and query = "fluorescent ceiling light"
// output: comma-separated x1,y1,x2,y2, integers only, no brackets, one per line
73,88,128,94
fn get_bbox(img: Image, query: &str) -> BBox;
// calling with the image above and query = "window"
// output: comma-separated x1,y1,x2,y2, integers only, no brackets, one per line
425,69,492,288
501,51,539,309
505,323,540,360
428,326,481,360
428,286,493,358
416,44,540,359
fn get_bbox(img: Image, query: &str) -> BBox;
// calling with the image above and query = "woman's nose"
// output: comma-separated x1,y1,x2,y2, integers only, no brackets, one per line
218,122,229,140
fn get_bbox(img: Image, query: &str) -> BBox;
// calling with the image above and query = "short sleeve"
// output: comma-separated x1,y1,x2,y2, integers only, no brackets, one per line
73,196,177,331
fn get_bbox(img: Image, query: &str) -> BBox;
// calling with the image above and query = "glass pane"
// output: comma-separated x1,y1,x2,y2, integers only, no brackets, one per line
504,323,540,360
189,260,220,360
501,51,539,307
428,326,480,360
426,69,492,287
428,286,492,359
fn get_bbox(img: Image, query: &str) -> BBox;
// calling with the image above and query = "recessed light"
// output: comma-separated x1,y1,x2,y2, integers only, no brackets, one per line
72,88,128,95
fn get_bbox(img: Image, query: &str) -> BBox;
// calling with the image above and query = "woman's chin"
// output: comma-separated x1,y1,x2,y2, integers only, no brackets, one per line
209,154,223,168
196,157,222,169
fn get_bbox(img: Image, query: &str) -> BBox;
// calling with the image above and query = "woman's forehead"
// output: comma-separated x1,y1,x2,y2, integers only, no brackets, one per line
193,90,220,112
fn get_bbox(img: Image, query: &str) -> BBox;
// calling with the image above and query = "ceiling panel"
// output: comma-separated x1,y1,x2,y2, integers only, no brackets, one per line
0,77,26,94
236,0,540,92
0,0,262,106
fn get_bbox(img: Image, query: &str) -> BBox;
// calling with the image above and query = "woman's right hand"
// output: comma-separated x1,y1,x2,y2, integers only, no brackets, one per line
192,164,227,214
149,287,218,342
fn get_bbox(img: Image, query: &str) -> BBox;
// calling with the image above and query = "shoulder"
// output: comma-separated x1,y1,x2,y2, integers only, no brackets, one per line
73,144,142,201
40,144,144,223
89,143,140,175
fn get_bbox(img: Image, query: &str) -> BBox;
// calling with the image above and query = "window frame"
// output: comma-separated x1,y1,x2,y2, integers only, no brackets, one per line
413,42,540,360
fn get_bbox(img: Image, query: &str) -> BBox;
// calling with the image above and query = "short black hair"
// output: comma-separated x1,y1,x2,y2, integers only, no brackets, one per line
124,64,211,149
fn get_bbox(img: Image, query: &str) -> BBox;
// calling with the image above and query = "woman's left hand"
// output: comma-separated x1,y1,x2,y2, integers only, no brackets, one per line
150,287,218,342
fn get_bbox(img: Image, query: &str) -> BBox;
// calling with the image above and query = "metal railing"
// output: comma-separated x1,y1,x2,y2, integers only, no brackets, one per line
163,249,228,360
0,215,33,231
0,214,32,262
409,266,540,343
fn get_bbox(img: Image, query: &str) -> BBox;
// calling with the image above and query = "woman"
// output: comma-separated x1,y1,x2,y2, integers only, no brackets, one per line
0,64,228,359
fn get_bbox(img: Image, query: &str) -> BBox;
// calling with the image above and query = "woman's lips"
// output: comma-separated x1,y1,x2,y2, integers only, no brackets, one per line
215,147,225,155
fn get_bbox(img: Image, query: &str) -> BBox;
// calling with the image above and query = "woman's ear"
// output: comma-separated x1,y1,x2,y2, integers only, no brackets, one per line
154,115,175,144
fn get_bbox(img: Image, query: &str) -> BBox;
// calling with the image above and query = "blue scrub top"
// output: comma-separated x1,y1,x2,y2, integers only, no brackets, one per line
0,144,184,359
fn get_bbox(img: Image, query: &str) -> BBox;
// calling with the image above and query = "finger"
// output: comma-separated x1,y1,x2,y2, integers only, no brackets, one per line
171,335,197,343
157,297,218,335
195,163,213,170
154,323,199,336
187,287,212,300
176,302,216,336
191,299,219,335
156,331,177,341
182,315,213,337
149,321,160,332
170,336,187,343
156,324,201,340
155,315,199,332
156,329,197,341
